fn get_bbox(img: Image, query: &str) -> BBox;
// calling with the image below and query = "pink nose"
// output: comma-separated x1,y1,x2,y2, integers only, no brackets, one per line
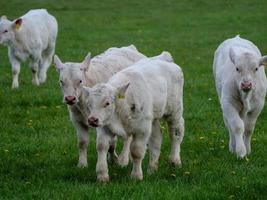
88,117,99,127
65,96,76,104
241,81,252,91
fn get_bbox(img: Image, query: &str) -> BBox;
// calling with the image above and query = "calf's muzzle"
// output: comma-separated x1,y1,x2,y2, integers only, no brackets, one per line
241,81,252,92
88,116,99,127
65,96,76,105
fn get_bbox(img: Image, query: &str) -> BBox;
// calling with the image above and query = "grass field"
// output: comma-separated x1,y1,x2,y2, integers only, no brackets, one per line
0,0,267,199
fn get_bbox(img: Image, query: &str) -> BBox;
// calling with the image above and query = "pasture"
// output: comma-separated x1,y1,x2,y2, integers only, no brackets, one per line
0,0,267,199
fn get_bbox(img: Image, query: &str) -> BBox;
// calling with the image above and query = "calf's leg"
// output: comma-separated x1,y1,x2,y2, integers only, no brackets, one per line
168,116,184,166
148,120,162,173
10,59,21,89
74,121,89,168
96,128,112,183
130,123,151,180
39,46,54,83
108,135,118,163
244,111,260,155
29,59,40,86
117,135,132,167
224,116,236,153
223,104,246,158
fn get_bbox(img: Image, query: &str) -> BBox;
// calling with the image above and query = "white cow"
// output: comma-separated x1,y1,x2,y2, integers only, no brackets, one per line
83,58,184,182
0,9,57,88
213,35,267,158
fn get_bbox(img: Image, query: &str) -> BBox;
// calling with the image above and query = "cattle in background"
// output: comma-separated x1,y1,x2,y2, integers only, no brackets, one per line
0,9,58,88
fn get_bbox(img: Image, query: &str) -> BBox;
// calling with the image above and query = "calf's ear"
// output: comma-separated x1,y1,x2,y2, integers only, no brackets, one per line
159,51,173,62
229,48,236,65
12,18,22,30
1,15,7,20
116,82,130,99
81,53,91,71
82,86,92,95
54,55,64,71
259,56,267,67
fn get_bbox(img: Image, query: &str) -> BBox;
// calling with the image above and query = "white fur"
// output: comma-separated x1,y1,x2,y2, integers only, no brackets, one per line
54,45,146,168
83,58,184,182
0,9,58,88
213,35,267,158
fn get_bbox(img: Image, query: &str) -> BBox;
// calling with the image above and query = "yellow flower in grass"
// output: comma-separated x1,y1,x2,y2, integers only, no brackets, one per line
184,171,190,175
231,171,236,175
229,195,235,199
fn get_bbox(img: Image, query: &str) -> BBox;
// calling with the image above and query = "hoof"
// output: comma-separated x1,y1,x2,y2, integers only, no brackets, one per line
236,146,246,158
77,162,88,168
131,171,143,180
12,82,19,89
39,74,47,84
229,143,235,153
117,155,129,167
97,174,109,183
32,79,40,86
170,158,182,167
147,164,158,174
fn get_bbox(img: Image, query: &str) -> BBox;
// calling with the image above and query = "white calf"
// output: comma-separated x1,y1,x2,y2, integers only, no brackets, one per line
83,57,184,182
0,9,57,88
213,35,267,158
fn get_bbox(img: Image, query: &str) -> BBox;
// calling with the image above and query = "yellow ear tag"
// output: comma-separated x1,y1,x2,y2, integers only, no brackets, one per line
15,23,21,30
117,93,125,99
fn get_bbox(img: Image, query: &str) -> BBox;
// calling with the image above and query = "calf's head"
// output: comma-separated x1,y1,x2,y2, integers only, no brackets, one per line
0,16,22,45
83,82,130,127
229,48,267,93
54,53,91,105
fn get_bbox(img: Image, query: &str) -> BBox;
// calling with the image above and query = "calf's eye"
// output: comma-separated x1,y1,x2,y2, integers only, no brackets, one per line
236,67,239,72
104,102,110,107
255,67,258,71
3,30,8,33
79,80,82,83
60,80,64,85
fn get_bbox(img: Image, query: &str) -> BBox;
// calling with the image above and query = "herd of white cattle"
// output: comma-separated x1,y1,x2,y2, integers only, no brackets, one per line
1,9,267,182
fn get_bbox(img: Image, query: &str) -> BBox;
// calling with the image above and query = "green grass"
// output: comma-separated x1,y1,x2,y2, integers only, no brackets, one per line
1,0,267,199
